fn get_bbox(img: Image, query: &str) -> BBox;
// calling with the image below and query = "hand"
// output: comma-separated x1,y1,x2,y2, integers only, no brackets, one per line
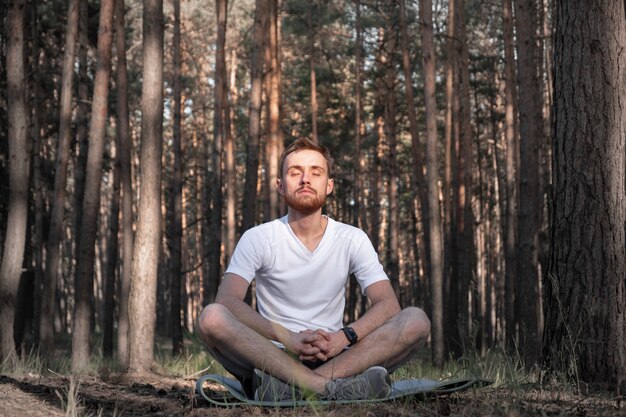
283,330,328,362
310,329,350,360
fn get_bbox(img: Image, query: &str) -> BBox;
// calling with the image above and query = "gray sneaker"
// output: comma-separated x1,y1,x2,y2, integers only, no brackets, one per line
253,369,302,401
324,366,391,400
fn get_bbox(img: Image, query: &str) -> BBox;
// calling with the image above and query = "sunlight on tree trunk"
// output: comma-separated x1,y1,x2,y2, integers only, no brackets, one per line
128,0,163,374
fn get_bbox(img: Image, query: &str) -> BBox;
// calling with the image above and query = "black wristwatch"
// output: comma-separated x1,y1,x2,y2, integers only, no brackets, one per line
341,326,359,346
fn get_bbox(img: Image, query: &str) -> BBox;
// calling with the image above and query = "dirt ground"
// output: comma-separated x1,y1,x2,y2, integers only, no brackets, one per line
0,372,623,417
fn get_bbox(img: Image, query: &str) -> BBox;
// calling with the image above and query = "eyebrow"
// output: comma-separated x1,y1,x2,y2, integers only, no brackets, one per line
286,165,326,172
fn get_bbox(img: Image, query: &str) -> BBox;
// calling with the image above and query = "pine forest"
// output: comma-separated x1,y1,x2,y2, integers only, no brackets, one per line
0,0,625,415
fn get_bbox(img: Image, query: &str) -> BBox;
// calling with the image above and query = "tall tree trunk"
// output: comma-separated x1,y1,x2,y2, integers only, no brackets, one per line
73,0,90,263
225,47,237,263
502,0,519,350
241,0,266,233
30,0,44,348
72,0,115,373
417,0,444,368
40,0,79,356
545,0,626,386
267,0,281,218
514,0,543,367
383,17,400,298
103,139,120,358
207,0,229,305
0,0,30,367
398,0,431,301
115,0,133,367
169,0,184,356
449,0,474,357
354,0,367,234
443,0,457,351
308,2,318,143
128,0,163,374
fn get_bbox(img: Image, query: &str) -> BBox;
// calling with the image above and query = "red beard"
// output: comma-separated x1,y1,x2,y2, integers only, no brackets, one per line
283,187,327,214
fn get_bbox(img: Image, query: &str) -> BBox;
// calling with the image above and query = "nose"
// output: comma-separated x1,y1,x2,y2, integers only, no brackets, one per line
300,172,311,185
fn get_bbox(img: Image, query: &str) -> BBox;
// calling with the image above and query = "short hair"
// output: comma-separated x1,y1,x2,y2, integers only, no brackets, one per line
278,137,334,179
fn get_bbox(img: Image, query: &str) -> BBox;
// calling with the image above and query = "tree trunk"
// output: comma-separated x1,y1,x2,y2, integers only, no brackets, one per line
514,0,543,367
354,0,367,235
0,0,30,367
206,0,229,305
128,0,163,374
40,0,79,356
103,139,120,358
502,0,519,350
545,0,626,386
308,2,318,143
169,0,184,356
442,0,457,352
267,0,281,218
448,0,474,357
416,0,444,368
30,1,44,348
225,47,237,263
241,0,266,234
383,19,400,298
398,0,431,303
71,0,115,373
115,0,133,368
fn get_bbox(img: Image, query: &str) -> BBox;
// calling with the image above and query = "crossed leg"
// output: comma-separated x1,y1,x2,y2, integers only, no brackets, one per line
196,304,430,396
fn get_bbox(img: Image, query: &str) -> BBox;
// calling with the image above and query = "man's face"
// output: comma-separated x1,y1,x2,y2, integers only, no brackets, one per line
277,149,334,215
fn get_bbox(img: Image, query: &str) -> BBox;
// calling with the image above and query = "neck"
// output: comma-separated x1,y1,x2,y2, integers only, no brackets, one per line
287,209,326,237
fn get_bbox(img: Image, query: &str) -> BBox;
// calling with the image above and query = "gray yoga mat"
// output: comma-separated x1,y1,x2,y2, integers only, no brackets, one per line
196,373,493,407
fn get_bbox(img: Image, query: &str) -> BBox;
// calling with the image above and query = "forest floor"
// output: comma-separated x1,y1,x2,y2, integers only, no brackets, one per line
1,369,624,417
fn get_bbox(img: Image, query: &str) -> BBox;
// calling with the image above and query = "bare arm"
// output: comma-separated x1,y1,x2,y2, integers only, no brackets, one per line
349,280,401,340
215,272,326,359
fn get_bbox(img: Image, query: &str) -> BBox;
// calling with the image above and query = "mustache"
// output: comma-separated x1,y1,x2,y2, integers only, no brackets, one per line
296,187,317,194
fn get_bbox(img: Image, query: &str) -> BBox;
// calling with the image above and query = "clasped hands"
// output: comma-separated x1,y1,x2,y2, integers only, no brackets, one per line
286,329,349,362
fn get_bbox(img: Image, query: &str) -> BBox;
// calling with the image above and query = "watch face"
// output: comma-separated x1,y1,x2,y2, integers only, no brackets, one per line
343,327,358,344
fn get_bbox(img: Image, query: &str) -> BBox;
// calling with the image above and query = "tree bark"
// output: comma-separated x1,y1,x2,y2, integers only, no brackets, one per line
514,0,544,367
448,0,474,357
442,0,457,352
353,0,367,235
267,0,281,218
103,138,120,358
417,0,444,368
308,2,318,143
40,0,80,356
115,0,133,368
71,0,115,373
241,0,266,234
398,0,431,301
384,22,400,299
169,0,184,356
225,47,237,263
545,0,626,386
0,0,30,367
502,0,519,350
128,0,163,374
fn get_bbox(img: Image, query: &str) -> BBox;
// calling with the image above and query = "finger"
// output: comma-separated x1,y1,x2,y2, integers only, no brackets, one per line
315,329,332,341
300,345,321,356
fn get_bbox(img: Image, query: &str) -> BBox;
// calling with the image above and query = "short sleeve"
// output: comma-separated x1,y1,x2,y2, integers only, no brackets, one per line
225,228,267,283
350,233,389,294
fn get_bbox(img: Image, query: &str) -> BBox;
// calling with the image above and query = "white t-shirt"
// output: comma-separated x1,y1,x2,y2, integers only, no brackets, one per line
225,215,389,333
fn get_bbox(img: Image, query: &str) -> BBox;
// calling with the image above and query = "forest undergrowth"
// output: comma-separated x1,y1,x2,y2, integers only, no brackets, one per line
0,335,623,417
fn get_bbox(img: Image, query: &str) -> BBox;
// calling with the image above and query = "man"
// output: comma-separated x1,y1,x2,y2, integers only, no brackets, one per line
197,137,430,401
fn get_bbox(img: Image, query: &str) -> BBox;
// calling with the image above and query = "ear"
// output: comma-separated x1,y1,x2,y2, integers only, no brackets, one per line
276,178,284,195
326,178,334,195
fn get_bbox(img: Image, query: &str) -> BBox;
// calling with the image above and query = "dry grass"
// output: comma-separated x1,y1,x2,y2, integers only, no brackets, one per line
1,337,623,416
